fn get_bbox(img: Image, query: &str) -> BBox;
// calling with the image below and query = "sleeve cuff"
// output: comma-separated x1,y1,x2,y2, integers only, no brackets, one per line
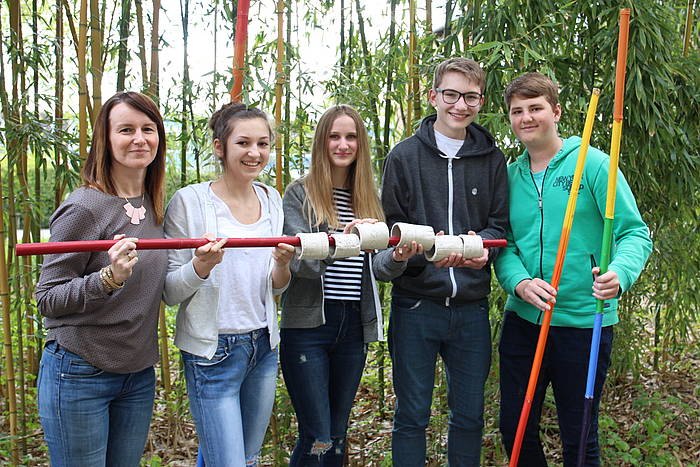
182,260,209,288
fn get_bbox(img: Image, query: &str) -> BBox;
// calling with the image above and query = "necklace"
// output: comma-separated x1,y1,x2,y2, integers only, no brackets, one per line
123,194,146,225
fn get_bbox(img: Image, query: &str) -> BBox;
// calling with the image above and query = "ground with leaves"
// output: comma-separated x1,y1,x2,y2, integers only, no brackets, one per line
2,335,698,466
142,342,699,466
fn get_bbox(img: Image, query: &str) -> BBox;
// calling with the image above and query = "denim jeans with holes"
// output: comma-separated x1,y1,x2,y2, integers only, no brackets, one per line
38,341,155,467
389,295,492,467
280,300,367,467
182,328,278,467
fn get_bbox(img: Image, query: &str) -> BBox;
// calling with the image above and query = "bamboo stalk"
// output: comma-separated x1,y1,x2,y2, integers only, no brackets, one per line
8,0,28,453
90,0,102,118
683,0,696,57
382,0,397,160
0,3,19,461
283,0,292,187
54,0,66,208
61,0,93,123
407,0,416,135
78,0,89,159
135,0,148,89
426,0,432,33
211,0,218,112
340,0,346,71
148,0,161,100
179,0,190,188
274,0,285,194
116,0,131,91
411,9,421,126
354,0,382,158
157,301,173,438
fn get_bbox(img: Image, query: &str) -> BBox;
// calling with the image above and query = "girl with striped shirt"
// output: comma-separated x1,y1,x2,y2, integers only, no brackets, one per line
280,105,385,466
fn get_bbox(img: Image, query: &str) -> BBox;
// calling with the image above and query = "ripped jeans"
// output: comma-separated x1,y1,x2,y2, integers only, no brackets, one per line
280,300,367,467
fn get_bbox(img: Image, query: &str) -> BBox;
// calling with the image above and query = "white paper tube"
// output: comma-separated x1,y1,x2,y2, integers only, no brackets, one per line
295,232,330,260
390,222,436,250
459,234,484,259
351,222,390,250
425,235,464,262
329,233,361,259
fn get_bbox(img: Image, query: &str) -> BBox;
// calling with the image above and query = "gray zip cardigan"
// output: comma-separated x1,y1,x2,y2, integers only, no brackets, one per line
280,179,385,343
163,181,287,358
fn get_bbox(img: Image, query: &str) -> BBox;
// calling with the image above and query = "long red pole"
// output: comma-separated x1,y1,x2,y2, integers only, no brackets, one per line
16,237,507,256
230,0,250,102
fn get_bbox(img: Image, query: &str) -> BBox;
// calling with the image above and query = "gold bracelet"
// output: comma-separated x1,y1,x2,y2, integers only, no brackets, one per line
100,266,124,291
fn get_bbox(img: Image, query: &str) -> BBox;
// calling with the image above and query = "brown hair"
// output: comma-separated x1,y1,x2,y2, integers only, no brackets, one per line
209,102,273,166
504,72,559,110
304,105,384,229
81,92,166,224
433,57,486,92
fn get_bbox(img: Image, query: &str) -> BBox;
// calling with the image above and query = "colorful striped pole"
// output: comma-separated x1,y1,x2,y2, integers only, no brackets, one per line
576,9,630,466
509,87,601,467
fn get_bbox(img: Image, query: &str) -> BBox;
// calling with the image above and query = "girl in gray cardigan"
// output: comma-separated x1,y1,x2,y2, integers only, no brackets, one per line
280,105,385,466
163,103,294,466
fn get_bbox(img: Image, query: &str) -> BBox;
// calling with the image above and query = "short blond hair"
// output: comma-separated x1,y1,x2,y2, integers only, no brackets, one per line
433,57,486,92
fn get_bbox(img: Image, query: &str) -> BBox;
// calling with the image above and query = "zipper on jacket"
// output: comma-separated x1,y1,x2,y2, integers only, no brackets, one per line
446,158,457,306
529,167,549,279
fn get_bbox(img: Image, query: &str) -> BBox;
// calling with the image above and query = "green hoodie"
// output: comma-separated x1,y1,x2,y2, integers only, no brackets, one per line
494,136,652,328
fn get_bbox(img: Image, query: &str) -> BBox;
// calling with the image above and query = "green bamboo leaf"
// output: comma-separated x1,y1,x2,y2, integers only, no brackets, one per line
469,41,502,52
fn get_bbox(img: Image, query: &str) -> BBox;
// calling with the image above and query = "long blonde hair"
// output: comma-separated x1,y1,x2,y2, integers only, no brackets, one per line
304,105,384,229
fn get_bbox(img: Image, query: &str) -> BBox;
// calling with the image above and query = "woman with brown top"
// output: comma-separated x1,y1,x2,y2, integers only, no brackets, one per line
35,92,168,467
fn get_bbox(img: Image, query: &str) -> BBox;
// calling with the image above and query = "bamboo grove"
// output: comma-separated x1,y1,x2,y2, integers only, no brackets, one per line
1,0,699,464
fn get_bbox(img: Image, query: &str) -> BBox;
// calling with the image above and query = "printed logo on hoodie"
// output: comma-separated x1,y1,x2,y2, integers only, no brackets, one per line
552,174,584,194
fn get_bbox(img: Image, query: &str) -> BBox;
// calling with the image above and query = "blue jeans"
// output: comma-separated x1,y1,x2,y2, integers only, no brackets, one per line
498,311,613,467
38,341,155,467
182,328,278,467
280,300,367,467
389,295,491,467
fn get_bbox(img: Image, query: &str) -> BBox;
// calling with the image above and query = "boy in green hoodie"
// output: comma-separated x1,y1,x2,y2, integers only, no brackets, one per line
494,72,652,466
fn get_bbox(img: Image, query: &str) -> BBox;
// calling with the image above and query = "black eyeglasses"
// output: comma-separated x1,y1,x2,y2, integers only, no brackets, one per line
436,88,483,107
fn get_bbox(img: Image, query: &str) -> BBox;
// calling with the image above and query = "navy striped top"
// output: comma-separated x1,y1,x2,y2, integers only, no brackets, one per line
323,188,364,301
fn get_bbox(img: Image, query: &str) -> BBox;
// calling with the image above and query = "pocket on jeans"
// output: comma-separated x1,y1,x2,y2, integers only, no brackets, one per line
187,347,229,367
62,359,104,379
392,295,422,311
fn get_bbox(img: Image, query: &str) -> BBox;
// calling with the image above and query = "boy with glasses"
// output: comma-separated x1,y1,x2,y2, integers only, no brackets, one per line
494,72,651,465
374,57,509,466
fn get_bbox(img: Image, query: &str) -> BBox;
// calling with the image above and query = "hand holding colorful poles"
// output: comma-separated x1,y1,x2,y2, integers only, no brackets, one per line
509,87,601,467
15,236,507,256
576,9,630,467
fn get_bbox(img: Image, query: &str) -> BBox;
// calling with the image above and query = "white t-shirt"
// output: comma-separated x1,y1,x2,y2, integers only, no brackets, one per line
210,184,272,334
434,129,464,159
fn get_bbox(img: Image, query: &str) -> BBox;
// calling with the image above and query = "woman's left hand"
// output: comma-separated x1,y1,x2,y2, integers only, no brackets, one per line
271,243,295,290
272,243,296,267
